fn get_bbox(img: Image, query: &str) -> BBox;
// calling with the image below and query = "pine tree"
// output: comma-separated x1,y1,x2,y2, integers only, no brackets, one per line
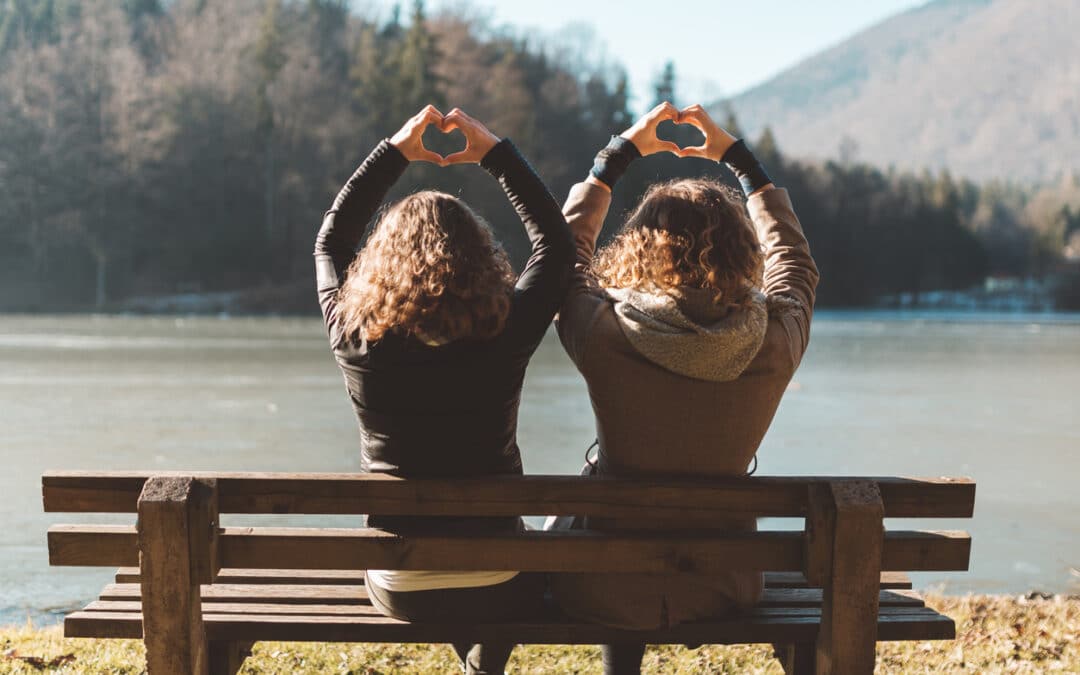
652,60,676,107
755,126,781,167
393,0,443,118
719,104,744,138
253,0,287,246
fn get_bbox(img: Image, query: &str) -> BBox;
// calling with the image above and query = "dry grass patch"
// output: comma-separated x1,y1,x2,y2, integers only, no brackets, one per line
2,594,1077,673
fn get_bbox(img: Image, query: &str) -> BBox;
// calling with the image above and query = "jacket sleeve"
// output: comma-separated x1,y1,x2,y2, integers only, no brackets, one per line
480,139,575,352
747,188,820,364
554,181,613,367
313,141,410,345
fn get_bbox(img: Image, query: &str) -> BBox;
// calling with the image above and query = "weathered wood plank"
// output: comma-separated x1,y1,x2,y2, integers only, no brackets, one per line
881,530,971,571
42,472,976,518
48,525,138,567
814,480,885,675
100,583,368,605
114,567,916,588
48,526,970,572
63,606,954,645
218,528,807,573
137,477,216,674
89,587,923,614
114,567,368,585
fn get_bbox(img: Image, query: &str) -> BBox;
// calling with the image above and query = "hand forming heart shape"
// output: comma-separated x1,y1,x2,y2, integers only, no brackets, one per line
389,105,500,166
621,102,738,161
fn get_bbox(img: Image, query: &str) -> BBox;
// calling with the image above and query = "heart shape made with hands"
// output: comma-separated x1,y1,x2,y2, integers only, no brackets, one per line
628,102,728,159
420,117,468,162
657,116,707,150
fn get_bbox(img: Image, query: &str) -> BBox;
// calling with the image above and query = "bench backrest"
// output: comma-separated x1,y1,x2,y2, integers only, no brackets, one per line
44,471,973,576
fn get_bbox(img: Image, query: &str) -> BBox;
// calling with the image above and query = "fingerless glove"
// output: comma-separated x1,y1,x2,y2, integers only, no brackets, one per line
589,135,642,188
721,139,772,196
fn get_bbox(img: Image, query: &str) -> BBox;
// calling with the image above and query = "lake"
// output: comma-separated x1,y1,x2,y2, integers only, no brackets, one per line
1,312,1079,626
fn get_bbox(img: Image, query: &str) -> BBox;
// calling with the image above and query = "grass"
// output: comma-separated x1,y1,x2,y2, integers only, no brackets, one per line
2,594,1078,673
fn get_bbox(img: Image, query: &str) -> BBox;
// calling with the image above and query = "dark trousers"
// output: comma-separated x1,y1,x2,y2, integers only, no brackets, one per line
603,641,647,675
366,572,547,674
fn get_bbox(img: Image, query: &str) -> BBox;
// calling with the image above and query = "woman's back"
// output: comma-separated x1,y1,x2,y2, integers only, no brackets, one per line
334,332,531,478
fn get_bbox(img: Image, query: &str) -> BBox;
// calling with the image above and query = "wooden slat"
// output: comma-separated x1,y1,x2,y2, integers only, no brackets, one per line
48,525,138,567
764,571,912,589
49,526,970,573
100,584,368,605
91,587,923,611
882,530,971,571
114,567,915,588
114,567,369,585
42,471,976,519
86,600,926,619
220,528,807,573
63,606,954,644
88,601,381,616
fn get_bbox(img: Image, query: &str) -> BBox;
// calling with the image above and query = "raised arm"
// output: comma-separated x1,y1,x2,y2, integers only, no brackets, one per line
556,103,684,363
442,108,574,351
314,106,444,341
680,104,820,357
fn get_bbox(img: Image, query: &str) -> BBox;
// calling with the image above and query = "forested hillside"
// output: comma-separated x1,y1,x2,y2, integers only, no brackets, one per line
0,0,1076,311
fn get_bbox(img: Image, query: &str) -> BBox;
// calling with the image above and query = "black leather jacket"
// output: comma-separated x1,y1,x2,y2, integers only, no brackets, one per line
314,139,573,530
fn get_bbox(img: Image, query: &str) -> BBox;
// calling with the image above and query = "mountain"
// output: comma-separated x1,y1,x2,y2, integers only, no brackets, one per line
712,0,1080,183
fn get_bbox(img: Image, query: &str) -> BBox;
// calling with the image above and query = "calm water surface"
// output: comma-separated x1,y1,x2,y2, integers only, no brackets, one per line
1,313,1078,625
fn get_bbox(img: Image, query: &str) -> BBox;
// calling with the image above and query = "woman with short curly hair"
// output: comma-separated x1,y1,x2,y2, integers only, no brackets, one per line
314,105,573,675
551,103,819,674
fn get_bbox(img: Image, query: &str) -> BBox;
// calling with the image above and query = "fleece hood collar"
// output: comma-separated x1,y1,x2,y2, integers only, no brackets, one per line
604,286,769,382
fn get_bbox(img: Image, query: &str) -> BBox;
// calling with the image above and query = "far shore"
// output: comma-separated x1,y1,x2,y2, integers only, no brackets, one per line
4,273,1079,318
2,594,1077,673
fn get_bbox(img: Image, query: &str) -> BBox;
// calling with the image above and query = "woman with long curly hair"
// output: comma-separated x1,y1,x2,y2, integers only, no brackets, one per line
551,103,819,674
314,105,573,675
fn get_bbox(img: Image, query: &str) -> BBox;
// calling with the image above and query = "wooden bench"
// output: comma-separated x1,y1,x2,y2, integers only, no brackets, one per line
43,471,975,674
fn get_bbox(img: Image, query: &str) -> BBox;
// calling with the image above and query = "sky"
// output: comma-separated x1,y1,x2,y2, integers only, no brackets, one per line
367,0,927,112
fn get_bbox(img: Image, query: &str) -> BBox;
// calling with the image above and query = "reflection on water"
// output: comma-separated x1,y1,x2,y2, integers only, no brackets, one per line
1,312,1079,624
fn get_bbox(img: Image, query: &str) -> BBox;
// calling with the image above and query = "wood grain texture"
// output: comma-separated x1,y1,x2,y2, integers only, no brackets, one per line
113,567,915,589
90,585,925,609
218,527,807,573
136,477,216,675
48,525,138,567
48,526,970,572
42,471,976,518
62,605,955,644
815,480,885,675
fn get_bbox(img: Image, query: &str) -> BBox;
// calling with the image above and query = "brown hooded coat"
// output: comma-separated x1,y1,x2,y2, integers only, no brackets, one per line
551,182,819,630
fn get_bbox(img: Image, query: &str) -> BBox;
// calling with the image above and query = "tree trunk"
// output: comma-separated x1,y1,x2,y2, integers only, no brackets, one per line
95,251,107,309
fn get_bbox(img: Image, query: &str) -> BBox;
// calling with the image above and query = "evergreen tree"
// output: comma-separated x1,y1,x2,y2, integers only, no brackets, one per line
755,126,781,168
652,60,676,107
254,0,287,249
394,0,443,119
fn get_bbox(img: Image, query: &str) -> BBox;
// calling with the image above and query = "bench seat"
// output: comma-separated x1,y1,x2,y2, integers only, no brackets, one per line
66,580,954,645
66,569,950,647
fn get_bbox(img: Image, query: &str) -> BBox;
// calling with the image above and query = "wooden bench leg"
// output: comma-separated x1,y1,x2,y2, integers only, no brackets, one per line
138,476,220,675
805,480,884,675
209,640,253,675
774,642,817,675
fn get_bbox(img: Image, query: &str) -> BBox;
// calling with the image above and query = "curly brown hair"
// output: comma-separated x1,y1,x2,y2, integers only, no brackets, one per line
591,178,764,306
337,191,515,344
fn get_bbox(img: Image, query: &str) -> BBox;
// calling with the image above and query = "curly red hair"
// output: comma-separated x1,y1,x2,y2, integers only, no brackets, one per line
337,191,515,343
591,178,763,306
